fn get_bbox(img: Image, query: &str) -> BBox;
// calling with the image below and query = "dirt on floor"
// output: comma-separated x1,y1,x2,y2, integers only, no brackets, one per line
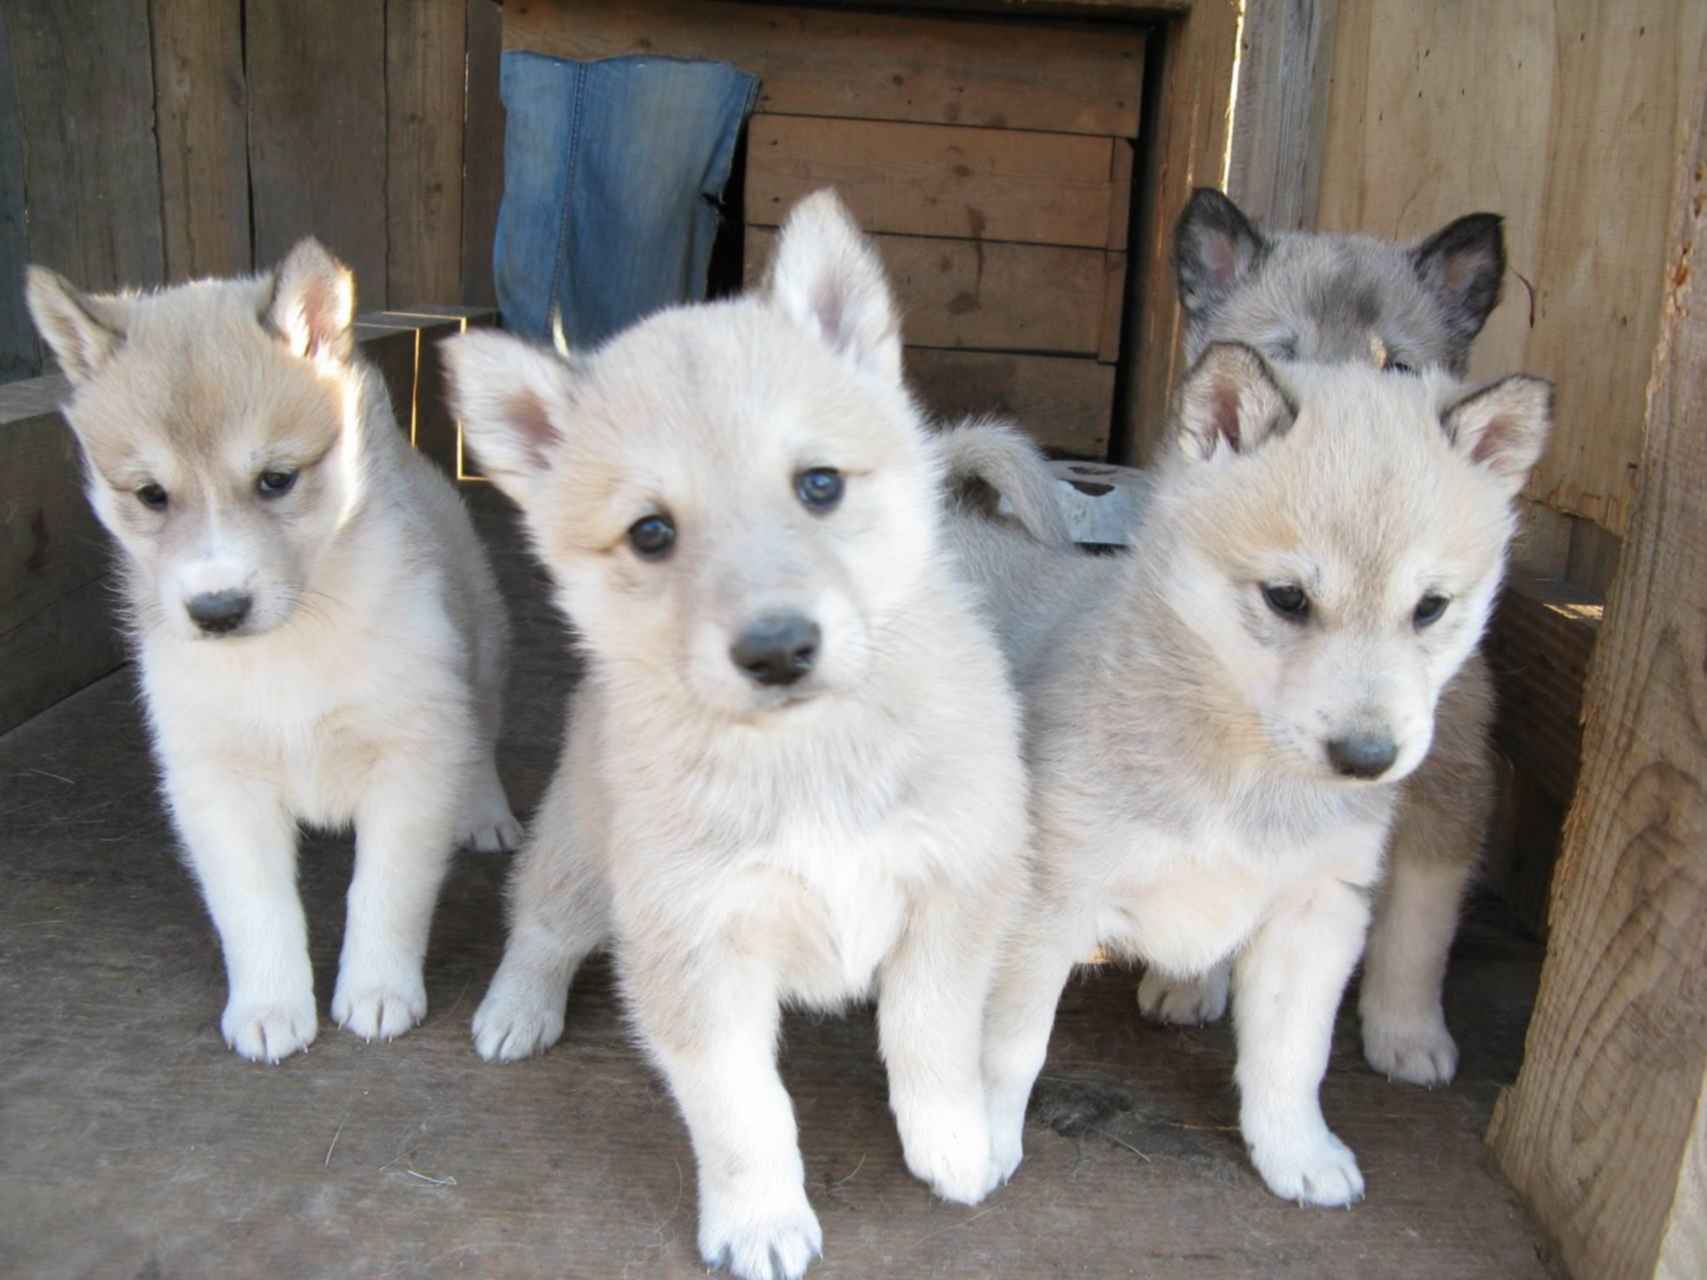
0,494,1559,1280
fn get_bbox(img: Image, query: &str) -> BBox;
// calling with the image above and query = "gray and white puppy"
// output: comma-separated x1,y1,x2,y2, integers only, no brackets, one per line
1135,189,1509,1086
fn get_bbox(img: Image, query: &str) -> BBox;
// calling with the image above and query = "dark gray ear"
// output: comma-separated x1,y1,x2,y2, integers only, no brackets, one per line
1412,213,1505,350
1173,188,1267,320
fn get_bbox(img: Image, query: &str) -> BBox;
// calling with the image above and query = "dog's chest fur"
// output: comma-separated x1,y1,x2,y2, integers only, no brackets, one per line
1086,798,1392,976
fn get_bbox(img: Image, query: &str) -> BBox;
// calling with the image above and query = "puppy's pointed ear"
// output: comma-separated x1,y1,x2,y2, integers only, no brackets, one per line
440,329,571,504
1442,375,1551,498
266,237,356,363
1173,188,1267,321
767,188,901,383
1173,343,1294,464
1412,213,1505,351
25,266,130,385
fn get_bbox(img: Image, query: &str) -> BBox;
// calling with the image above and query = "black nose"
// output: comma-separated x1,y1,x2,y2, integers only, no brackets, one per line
730,613,821,687
1327,733,1398,779
186,590,252,635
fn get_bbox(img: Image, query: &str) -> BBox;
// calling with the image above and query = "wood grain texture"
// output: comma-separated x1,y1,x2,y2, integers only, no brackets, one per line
1120,0,1241,464
1488,82,1707,1280
0,384,124,733
150,0,251,280
461,0,505,307
1316,0,1707,537
247,0,387,305
0,9,39,382
746,227,1107,355
1226,0,1336,230
1481,572,1602,935
747,115,1117,248
387,0,466,307
6,0,164,292
905,347,1113,456
504,0,1146,137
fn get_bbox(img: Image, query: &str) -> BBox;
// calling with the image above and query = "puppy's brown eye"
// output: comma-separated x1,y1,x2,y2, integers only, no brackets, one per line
1262,583,1309,620
628,514,675,560
136,483,168,511
257,469,298,498
1414,593,1449,628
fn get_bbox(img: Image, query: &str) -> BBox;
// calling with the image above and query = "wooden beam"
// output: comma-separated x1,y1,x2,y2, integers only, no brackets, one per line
1117,0,1241,465
460,0,505,307
150,0,251,280
386,0,467,308
1225,0,1336,230
1487,81,1707,1280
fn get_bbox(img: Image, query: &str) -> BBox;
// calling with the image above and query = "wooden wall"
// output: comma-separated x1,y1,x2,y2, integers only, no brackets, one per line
1315,0,1707,547
0,0,504,384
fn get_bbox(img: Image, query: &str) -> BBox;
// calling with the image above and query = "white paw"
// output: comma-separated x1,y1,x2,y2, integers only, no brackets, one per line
222,988,318,1063
471,971,565,1061
987,1099,1026,1186
894,1094,997,1205
457,795,523,854
1247,1124,1365,1207
1136,966,1229,1025
1362,1014,1459,1086
698,1193,823,1280
332,964,427,1042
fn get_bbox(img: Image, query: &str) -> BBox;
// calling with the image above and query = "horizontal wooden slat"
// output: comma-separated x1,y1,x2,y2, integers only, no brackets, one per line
747,115,1119,248
746,227,1106,355
905,347,1112,456
503,0,1145,137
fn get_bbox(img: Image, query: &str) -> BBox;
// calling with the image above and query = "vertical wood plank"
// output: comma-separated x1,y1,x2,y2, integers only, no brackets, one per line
150,0,250,281
1226,0,1336,229
247,0,387,305
7,0,164,292
1119,0,1242,464
0,9,39,382
460,0,504,306
1487,81,1707,1280
386,0,466,307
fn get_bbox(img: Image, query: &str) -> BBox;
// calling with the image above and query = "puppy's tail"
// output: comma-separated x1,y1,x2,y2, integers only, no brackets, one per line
938,417,1074,547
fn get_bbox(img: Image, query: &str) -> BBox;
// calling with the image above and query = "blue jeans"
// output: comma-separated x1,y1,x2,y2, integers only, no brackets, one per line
494,52,760,348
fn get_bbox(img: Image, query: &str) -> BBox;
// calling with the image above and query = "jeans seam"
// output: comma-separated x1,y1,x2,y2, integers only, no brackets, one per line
546,66,588,336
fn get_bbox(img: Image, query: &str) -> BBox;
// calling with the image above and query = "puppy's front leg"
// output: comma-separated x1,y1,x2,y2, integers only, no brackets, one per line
878,885,1005,1205
165,763,314,1063
1233,877,1372,1206
627,940,821,1280
332,757,460,1041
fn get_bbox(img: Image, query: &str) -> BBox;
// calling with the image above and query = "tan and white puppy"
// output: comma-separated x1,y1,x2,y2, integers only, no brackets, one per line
26,241,519,1063
974,348,1549,1205
446,191,1028,1280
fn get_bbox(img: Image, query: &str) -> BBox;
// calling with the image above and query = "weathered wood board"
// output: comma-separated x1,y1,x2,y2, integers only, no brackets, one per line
503,0,1146,137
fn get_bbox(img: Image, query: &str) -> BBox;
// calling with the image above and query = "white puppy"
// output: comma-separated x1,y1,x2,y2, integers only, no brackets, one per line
970,347,1550,1205
445,190,1029,1280
26,241,520,1063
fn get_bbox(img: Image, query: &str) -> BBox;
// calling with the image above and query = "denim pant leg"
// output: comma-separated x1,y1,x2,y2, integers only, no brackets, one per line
494,52,759,348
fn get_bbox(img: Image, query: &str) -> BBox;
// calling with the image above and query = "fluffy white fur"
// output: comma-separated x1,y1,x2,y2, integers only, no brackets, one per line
966,347,1549,1206
25,240,519,1064
446,191,1028,1280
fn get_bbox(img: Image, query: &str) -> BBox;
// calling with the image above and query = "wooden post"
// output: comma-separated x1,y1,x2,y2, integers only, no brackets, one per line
1486,85,1707,1280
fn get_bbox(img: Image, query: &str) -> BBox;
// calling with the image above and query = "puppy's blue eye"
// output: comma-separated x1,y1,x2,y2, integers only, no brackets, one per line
136,483,168,511
796,467,844,512
1262,583,1309,620
1414,593,1449,628
628,514,675,560
257,469,298,498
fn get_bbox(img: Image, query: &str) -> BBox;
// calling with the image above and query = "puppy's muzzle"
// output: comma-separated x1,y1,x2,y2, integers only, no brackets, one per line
729,612,820,687
186,590,253,636
1326,733,1398,780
